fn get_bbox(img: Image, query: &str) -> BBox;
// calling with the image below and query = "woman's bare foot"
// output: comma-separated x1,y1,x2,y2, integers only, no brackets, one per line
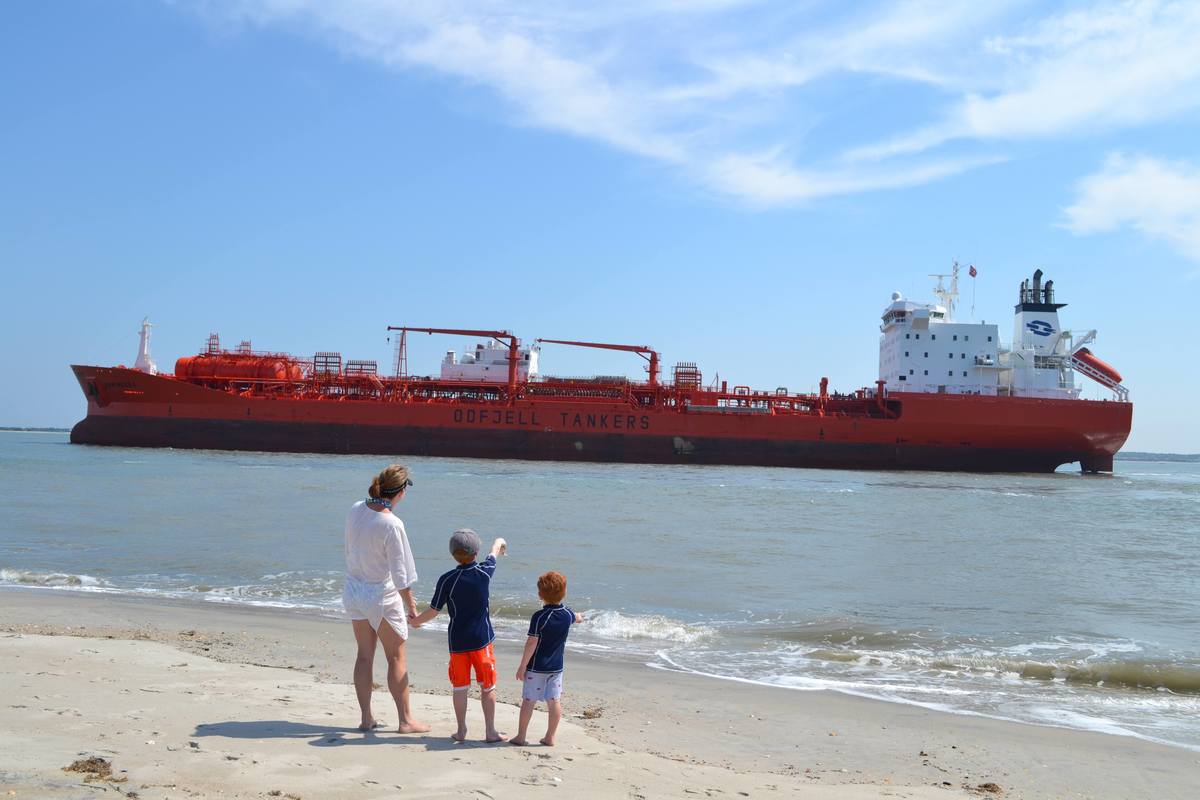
509,737,528,746
451,729,467,743
485,730,509,743
539,736,556,747
397,720,431,734
358,719,382,732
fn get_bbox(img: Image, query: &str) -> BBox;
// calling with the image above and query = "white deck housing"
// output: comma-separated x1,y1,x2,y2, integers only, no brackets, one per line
440,341,540,382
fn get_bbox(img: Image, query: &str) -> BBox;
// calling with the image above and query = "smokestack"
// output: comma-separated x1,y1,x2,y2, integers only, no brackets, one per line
1044,279,1054,304
1032,269,1043,303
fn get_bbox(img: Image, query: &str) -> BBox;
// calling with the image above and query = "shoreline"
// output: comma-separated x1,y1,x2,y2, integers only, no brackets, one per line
6,579,1199,754
3,589,1197,798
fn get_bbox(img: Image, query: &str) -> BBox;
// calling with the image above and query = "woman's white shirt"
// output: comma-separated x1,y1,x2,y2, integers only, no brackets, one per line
344,501,417,592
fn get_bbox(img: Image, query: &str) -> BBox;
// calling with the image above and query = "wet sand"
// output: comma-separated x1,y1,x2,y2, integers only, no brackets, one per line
1,589,1196,799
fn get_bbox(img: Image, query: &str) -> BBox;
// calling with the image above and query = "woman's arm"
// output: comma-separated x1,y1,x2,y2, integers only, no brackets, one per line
515,635,538,682
398,586,419,618
386,524,419,608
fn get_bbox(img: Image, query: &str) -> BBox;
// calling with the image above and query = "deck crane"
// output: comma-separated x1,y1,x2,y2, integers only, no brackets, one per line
535,338,661,387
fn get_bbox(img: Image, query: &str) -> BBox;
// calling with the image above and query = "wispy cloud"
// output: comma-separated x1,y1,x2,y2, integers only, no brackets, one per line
850,1,1200,161
1063,153,1200,267
179,1,1200,206
706,151,1007,206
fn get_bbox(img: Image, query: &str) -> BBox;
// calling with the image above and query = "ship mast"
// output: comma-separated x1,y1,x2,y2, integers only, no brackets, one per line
133,317,158,374
928,261,960,320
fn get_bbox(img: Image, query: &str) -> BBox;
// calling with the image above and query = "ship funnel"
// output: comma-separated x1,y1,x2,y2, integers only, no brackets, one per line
1014,271,1067,356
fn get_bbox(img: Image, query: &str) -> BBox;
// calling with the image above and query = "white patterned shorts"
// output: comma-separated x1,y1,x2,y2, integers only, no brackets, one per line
522,671,563,702
342,577,408,640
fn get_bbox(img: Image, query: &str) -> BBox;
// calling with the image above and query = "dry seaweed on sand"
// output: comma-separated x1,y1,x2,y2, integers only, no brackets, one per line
64,755,129,784
64,756,112,779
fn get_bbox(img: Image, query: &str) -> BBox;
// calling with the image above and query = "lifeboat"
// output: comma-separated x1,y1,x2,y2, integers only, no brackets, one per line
1072,347,1122,384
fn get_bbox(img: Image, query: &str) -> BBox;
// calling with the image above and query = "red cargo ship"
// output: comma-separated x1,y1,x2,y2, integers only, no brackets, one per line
70,268,1131,473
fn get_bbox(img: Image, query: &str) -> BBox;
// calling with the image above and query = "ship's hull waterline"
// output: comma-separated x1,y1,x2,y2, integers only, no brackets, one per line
70,366,1131,473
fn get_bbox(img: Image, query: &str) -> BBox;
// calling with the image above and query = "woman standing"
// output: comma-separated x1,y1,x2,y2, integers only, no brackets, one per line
342,464,430,733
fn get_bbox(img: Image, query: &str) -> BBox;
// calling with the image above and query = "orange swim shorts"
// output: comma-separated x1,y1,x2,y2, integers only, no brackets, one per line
448,643,497,690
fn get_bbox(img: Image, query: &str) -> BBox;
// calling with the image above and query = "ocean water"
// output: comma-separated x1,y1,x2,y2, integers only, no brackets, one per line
2,430,1198,749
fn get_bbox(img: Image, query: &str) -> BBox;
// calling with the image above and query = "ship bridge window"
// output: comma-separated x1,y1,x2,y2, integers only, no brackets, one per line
953,335,958,341
949,370,954,377
906,333,911,339
905,351,909,357
924,352,929,358
961,353,966,359
962,371,968,377
931,334,937,340
987,336,992,342
965,335,970,341
899,375,907,381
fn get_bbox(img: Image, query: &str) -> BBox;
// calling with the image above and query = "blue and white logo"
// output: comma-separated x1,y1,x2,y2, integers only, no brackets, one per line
1026,320,1055,337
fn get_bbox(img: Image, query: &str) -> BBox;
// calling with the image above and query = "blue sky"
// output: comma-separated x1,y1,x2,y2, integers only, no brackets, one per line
2,0,1198,452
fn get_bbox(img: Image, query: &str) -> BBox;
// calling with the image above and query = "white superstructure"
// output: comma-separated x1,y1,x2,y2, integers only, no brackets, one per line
878,265,1109,399
441,341,540,382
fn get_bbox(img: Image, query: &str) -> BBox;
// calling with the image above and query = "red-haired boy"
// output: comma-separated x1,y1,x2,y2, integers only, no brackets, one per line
511,571,583,746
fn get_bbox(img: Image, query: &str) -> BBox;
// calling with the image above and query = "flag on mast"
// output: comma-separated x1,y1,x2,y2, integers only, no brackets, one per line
969,264,978,278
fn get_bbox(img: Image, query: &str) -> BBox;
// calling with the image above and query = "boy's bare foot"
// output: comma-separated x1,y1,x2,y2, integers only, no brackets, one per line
539,736,556,747
357,719,383,731
485,730,509,743
397,720,431,734
509,737,528,746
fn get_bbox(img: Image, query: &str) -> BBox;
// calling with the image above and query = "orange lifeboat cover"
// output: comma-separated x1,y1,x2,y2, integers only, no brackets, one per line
1074,347,1122,384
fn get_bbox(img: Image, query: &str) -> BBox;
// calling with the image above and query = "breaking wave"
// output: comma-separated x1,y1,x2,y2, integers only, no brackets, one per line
0,568,102,588
583,610,714,644
928,655,1200,694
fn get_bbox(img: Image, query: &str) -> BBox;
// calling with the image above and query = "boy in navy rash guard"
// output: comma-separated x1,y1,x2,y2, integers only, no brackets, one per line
410,529,507,743
511,571,584,747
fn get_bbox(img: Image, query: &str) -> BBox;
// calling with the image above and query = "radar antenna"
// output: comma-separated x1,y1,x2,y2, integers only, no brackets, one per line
928,261,961,320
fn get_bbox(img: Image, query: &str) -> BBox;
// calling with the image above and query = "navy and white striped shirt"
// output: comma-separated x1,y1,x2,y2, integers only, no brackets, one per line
525,604,576,674
430,555,496,653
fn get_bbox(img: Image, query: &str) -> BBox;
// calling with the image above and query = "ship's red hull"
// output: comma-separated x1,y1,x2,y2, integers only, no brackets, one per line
70,366,1132,473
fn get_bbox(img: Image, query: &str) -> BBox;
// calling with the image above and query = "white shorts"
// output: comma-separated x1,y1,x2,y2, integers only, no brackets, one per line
343,577,408,640
522,671,563,702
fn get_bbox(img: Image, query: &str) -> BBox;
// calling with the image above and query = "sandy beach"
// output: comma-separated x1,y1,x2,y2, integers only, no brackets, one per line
1,590,1196,799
